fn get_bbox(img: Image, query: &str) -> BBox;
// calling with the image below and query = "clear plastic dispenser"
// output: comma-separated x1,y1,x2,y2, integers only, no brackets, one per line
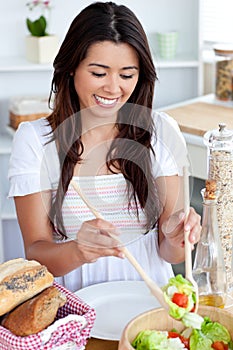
204,123,233,292
214,45,233,101
193,180,227,308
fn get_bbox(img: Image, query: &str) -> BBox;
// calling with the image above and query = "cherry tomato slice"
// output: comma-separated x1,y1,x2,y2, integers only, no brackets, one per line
168,331,190,349
171,292,189,308
211,341,228,350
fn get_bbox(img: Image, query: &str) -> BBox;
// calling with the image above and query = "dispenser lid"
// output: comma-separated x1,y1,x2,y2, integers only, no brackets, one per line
204,123,233,148
213,44,233,56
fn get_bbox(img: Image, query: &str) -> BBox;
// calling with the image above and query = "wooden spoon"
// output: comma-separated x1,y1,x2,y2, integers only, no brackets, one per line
70,179,170,311
183,166,199,313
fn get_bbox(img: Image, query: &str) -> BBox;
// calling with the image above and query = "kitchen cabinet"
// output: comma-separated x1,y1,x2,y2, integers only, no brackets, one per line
0,58,53,263
0,0,202,262
146,0,202,108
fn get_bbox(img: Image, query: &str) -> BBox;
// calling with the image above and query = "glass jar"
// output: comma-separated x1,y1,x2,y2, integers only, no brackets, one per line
214,45,233,101
193,180,227,307
204,123,233,292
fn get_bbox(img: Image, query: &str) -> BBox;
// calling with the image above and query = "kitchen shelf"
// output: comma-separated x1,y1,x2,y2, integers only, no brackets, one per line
0,53,199,72
153,53,199,68
0,56,53,72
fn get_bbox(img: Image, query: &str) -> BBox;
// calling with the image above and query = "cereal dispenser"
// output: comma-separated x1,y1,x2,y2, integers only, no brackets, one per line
204,123,233,292
214,45,233,101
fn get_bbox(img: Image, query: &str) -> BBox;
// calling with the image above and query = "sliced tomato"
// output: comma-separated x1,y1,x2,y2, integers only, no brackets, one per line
168,331,189,349
190,305,195,312
211,341,228,350
171,292,189,308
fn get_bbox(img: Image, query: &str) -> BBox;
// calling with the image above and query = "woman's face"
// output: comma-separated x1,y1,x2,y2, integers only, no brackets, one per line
73,41,139,115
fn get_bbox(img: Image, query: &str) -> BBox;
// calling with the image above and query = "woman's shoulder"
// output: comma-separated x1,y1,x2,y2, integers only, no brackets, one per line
150,110,188,177
15,117,52,146
8,118,58,196
152,110,181,133
151,110,185,147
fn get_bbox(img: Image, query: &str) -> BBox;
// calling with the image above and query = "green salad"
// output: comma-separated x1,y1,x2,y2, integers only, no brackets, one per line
162,274,196,321
132,274,233,349
132,316,233,350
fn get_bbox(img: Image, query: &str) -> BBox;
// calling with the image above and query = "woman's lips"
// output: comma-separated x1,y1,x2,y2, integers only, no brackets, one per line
94,94,119,107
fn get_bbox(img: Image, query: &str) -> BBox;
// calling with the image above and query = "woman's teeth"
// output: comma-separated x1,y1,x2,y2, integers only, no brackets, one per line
95,95,118,105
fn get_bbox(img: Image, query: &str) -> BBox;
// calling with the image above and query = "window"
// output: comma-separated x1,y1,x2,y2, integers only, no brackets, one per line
203,0,233,45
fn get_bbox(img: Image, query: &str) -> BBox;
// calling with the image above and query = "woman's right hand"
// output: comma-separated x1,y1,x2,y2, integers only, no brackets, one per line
75,218,125,263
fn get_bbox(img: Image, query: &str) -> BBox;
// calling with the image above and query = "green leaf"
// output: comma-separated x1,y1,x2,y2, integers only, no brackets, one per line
26,15,47,37
201,317,231,344
189,329,212,350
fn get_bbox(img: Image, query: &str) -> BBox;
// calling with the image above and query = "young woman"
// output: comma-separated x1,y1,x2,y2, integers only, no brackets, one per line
8,2,201,292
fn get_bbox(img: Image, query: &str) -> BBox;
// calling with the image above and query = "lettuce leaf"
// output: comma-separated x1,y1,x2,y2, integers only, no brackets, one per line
201,316,231,343
188,317,231,349
131,330,168,349
131,329,187,349
182,312,204,329
189,329,212,350
162,274,196,319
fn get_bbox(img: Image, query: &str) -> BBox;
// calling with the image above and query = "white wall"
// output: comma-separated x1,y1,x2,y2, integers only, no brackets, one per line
0,0,201,115
0,0,198,58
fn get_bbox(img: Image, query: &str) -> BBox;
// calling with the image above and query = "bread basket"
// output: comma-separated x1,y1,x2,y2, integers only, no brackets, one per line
9,96,51,130
0,282,96,350
118,305,233,349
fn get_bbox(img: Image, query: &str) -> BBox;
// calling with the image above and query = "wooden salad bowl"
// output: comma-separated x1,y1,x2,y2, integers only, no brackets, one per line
118,306,233,349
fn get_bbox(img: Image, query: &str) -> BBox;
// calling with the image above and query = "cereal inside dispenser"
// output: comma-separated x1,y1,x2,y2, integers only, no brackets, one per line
214,45,233,101
204,123,233,292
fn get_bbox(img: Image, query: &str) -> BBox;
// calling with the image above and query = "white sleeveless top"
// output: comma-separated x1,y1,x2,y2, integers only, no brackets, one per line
8,111,189,292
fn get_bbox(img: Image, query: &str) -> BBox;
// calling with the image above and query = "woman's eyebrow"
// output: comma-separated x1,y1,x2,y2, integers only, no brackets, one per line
122,66,138,70
88,63,109,68
88,63,138,70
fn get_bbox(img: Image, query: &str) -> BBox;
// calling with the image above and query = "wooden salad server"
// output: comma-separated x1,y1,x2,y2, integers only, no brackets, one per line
183,166,199,313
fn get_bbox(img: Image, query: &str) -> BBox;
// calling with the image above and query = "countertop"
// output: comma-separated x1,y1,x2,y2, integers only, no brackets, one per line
163,98,233,137
86,338,118,349
160,94,233,179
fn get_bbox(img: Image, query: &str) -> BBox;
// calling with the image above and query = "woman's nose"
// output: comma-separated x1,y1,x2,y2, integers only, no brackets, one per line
103,74,121,94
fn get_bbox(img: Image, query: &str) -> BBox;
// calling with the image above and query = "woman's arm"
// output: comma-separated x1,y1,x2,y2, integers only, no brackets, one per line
156,175,201,264
14,191,123,277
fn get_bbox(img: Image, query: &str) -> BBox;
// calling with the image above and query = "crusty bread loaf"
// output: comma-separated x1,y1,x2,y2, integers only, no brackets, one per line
0,258,54,316
1,286,67,336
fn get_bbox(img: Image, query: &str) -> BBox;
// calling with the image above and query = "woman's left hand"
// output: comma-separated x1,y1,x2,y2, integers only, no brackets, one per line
161,207,201,249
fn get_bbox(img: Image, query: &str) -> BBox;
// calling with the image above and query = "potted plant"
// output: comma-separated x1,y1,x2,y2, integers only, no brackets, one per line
25,0,59,64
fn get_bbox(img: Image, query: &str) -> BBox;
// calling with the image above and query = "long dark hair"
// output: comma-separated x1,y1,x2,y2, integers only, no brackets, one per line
47,1,160,239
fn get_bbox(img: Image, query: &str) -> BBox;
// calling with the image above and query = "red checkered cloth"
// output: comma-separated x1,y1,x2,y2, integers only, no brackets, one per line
0,282,96,350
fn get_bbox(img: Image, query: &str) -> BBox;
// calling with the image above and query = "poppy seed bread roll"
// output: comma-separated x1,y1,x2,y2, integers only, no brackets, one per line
0,258,54,316
1,286,67,336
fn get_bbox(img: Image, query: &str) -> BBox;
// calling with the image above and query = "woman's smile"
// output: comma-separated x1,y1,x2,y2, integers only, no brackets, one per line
94,94,119,107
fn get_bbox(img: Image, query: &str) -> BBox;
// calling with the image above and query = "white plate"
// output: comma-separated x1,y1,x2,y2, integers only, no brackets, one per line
75,280,160,341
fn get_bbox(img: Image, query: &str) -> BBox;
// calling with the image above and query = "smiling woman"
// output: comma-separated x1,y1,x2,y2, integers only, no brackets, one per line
8,1,201,293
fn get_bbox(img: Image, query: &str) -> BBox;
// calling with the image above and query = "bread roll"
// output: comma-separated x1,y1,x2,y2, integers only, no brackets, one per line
2,286,67,336
0,258,54,316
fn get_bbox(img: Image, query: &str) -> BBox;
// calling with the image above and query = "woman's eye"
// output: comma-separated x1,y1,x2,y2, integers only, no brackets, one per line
92,72,106,77
120,74,134,80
